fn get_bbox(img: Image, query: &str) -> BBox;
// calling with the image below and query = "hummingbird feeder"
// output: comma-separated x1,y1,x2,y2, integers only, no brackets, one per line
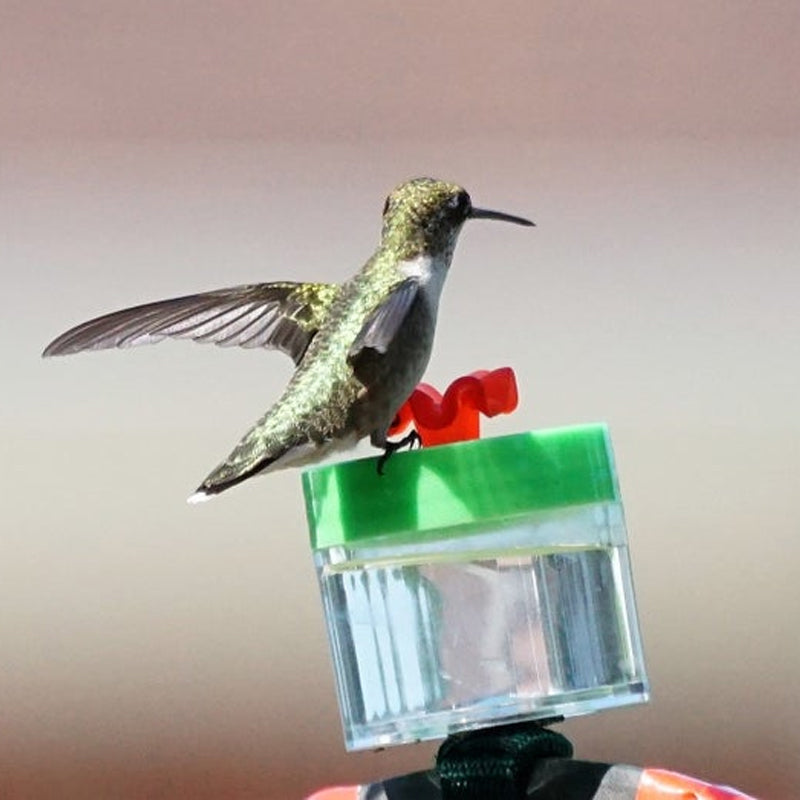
302,368,649,751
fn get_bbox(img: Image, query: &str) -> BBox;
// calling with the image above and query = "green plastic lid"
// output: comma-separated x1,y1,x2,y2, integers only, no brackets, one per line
303,424,619,550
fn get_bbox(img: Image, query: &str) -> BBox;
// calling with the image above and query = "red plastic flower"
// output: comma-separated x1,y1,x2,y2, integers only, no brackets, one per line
388,367,519,447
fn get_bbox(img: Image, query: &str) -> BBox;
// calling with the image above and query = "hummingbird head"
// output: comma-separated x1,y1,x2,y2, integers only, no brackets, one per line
380,177,534,259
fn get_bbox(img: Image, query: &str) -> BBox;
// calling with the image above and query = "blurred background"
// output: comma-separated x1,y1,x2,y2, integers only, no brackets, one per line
2,2,798,797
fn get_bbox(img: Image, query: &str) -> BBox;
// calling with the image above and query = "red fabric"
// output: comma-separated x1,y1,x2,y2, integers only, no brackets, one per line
638,769,757,799
305,786,361,800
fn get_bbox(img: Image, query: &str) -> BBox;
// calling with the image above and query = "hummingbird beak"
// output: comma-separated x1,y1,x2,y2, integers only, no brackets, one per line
470,207,535,226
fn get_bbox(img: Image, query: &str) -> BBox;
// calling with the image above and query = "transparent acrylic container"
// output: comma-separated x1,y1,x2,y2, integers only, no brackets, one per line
302,425,648,751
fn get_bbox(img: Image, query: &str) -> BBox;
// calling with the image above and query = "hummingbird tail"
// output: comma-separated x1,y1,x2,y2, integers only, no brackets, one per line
187,453,282,503
186,432,360,502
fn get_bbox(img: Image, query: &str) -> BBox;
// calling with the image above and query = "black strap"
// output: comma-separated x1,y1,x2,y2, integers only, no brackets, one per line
435,722,573,800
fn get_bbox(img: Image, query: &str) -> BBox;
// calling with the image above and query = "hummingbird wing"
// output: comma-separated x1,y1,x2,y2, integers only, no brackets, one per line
346,278,421,393
347,278,419,359
42,282,339,366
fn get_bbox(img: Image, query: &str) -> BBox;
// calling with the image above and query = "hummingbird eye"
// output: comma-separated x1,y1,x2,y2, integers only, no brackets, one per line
447,191,471,218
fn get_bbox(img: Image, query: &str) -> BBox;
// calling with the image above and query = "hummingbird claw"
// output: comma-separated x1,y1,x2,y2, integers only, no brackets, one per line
376,430,421,476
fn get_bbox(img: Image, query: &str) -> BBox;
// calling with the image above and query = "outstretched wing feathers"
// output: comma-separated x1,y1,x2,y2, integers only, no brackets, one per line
42,282,339,365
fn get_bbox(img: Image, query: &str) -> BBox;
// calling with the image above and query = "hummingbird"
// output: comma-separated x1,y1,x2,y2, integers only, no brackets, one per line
43,177,533,501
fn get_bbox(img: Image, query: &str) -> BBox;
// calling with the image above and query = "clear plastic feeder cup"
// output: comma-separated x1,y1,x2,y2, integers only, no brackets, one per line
302,425,648,751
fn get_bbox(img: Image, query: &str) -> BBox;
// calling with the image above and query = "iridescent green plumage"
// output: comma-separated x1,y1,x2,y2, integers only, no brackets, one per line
42,177,533,500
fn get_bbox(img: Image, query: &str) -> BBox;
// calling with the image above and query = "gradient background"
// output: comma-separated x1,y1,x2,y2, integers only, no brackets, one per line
3,2,799,798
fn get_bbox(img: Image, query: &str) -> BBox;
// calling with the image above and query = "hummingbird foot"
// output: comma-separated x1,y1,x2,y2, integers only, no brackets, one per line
376,429,421,476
